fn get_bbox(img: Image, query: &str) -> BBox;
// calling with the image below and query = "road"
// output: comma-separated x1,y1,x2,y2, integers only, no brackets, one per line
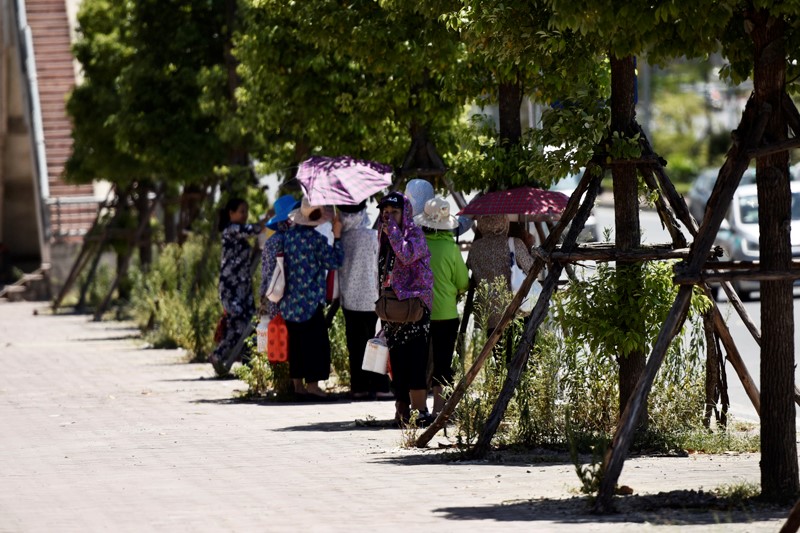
594,206,800,424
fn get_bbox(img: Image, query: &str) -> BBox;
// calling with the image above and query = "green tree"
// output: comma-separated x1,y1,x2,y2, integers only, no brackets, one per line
112,0,229,185
68,0,231,187
720,2,800,501
66,0,141,186
68,0,235,260
441,0,610,191
547,0,733,421
235,1,464,182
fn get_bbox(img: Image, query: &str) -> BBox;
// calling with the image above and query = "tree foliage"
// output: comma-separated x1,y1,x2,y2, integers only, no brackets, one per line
235,0,465,179
440,0,611,190
66,0,230,187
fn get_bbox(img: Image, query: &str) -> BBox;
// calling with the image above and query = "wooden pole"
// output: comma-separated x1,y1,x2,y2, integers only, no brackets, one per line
707,292,761,414
456,281,475,360
547,245,715,263
780,497,800,533
676,270,800,283
640,166,687,248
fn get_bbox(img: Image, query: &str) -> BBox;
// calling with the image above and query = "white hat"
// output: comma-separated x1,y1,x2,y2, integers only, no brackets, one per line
289,197,333,226
413,197,459,231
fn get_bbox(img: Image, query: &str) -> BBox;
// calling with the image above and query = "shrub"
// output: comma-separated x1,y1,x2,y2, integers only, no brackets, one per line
450,260,719,458
328,307,350,388
129,235,222,360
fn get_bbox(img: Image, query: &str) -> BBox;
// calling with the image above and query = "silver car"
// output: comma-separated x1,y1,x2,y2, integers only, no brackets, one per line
714,181,800,301
688,165,800,224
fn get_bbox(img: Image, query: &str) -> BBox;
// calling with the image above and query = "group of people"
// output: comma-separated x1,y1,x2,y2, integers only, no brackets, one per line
209,179,536,426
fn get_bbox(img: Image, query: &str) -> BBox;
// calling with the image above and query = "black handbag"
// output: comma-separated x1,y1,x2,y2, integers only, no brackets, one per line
375,288,424,323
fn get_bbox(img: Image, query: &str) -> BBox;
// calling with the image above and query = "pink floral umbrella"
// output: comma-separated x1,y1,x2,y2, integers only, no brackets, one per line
295,156,394,206
458,186,569,221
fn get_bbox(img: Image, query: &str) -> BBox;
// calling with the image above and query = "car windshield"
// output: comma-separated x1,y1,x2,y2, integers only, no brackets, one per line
737,192,800,224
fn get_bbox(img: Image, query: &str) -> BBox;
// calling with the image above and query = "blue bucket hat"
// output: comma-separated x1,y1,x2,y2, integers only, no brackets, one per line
266,195,301,230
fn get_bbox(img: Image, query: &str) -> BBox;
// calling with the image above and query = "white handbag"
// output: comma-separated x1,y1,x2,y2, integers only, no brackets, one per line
265,255,286,303
508,237,538,315
362,331,389,375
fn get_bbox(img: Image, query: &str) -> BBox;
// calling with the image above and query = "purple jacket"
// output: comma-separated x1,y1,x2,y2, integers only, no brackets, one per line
377,192,433,311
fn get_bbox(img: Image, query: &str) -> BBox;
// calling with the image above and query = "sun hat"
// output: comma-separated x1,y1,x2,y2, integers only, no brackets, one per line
413,197,459,231
266,195,301,230
405,179,434,216
289,197,333,226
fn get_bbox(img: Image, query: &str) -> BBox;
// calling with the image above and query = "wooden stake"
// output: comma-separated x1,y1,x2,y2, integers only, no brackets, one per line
780,496,800,533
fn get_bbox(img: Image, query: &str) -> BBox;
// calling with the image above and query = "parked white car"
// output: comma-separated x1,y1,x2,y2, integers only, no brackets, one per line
714,181,800,300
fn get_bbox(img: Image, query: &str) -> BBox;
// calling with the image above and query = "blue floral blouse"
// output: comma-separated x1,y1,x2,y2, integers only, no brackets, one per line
279,225,344,323
260,231,285,320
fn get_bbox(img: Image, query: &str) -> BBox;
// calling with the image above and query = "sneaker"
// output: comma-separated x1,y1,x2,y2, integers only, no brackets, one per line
416,411,436,428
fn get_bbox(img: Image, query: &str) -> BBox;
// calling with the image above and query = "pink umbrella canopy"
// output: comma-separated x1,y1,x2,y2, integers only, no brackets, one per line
458,186,569,221
295,156,394,206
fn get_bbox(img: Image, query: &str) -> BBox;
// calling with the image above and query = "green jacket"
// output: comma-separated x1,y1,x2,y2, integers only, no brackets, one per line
425,231,470,320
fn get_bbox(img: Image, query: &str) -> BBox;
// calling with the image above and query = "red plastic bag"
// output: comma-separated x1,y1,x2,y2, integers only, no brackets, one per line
326,270,339,302
267,314,289,363
213,311,228,344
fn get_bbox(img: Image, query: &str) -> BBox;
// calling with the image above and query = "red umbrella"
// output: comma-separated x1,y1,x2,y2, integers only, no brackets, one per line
296,155,393,206
458,187,569,221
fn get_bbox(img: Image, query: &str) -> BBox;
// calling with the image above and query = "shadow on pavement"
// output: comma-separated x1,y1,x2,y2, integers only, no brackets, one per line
371,452,571,468
73,335,142,342
274,419,396,432
434,490,789,526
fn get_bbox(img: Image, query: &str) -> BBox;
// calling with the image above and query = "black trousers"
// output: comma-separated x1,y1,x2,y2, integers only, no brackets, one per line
286,305,331,382
389,332,429,405
343,308,390,394
430,318,460,387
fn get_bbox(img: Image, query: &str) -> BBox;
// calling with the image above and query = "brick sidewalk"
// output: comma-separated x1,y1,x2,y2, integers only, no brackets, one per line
0,302,791,532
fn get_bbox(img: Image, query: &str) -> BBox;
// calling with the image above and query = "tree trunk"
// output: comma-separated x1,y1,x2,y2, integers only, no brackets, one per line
610,55,646,421
498,79,523,145
750,9,799,501
178,184,206,244
221,0,253,194
163,186,178,244
135,183,153,268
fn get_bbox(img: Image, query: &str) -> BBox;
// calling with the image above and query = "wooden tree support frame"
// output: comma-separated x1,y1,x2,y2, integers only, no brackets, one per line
415,92,796,515
593,98,772,512
415,164,603,447
469,172,603,458
93,190,163,321
51,186,122,311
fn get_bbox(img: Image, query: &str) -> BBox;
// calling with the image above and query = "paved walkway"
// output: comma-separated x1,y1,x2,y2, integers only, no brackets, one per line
0,301,793,532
